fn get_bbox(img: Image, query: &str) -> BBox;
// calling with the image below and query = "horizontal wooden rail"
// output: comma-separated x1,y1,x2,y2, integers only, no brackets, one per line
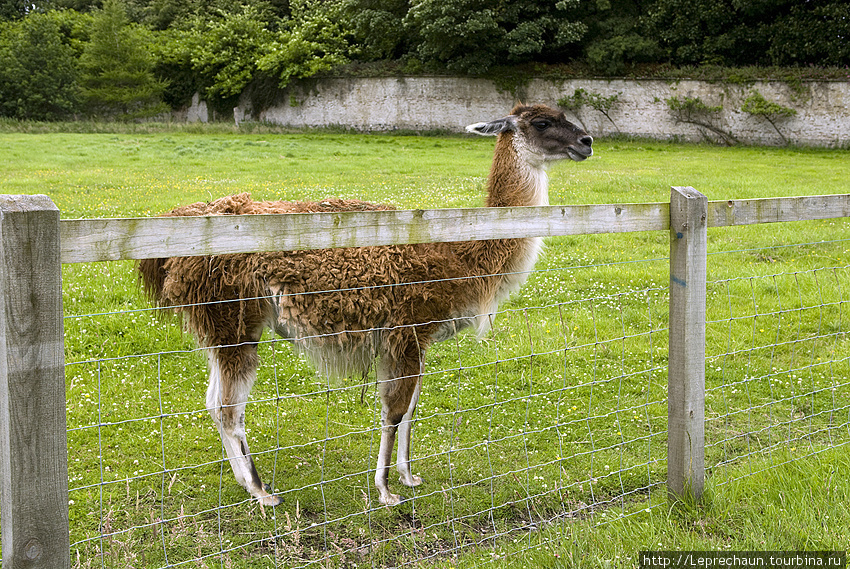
59,202,669,263
59,194,850,264
708,194,850,227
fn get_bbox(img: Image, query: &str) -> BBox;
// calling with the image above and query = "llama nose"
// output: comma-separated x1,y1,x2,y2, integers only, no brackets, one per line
580,135,593,147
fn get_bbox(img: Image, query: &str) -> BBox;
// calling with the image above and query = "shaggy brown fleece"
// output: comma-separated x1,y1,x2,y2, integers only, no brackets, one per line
139,192,526,378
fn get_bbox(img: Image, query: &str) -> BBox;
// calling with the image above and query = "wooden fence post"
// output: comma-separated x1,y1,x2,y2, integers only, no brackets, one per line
668,186,707,501
0,195,69,568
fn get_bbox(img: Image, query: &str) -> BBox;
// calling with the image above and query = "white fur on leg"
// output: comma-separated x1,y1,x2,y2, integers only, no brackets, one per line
375,403,401,506
396,376,422,488
206,350,280,506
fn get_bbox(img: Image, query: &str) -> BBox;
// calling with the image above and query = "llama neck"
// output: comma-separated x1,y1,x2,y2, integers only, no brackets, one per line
485,132,549,208
470,132,549,337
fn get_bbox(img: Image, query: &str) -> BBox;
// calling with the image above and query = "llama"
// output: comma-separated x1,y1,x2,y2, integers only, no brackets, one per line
139,104,593,507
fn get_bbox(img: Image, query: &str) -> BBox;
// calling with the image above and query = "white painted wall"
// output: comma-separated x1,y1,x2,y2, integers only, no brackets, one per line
187,76,849,147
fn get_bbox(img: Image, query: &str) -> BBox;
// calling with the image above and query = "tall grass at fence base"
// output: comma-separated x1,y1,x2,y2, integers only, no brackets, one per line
465,445,850,569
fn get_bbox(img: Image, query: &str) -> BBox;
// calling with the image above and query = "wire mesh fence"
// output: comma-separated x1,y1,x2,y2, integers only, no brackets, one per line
62,253,672,568
60,240,850,567
704,243,850,486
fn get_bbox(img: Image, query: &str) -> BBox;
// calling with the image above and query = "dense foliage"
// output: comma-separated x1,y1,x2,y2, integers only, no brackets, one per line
0,0,847,119
78,0,167,118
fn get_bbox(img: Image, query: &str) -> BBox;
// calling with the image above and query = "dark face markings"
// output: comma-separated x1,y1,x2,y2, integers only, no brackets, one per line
514,105,593,162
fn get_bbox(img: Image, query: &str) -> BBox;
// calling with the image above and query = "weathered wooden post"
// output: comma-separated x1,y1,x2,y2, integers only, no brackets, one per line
667,186,707,501
0,195,69,568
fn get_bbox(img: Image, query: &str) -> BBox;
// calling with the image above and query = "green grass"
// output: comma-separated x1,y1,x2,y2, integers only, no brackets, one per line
2,128,849,568
442,445,850,568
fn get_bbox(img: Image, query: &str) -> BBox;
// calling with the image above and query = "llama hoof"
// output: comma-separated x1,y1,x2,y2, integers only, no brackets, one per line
257,484,282,506
399,474,422,488
378,492,404,506
258,493,282,507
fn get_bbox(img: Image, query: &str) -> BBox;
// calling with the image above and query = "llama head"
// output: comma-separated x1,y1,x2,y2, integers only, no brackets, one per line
466,104,593,164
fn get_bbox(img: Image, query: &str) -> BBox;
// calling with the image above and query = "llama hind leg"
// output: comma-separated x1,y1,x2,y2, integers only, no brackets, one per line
206,346,281,507
374,348,423,506
396,374,423,488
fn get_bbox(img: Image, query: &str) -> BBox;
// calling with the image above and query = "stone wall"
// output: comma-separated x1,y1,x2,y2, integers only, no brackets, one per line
191,76,849,147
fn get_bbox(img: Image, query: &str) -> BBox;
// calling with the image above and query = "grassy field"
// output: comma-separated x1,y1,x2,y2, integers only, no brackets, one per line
1,125,849,568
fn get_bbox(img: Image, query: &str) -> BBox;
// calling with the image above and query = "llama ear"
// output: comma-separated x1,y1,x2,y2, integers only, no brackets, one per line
465,116,518,136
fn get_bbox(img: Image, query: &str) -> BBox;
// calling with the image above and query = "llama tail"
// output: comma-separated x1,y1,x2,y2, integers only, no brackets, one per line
138,258,167,304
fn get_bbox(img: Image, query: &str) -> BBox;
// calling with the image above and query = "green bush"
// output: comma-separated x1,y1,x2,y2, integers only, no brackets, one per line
666,95,736,145
741,90,797,145
558,87,622,131
158,0,351,113
0,10,85,120
168,5,274,101
257,0,352,89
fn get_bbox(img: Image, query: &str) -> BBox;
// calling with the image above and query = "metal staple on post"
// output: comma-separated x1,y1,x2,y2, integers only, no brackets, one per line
0,195,70,569
667,186,708,501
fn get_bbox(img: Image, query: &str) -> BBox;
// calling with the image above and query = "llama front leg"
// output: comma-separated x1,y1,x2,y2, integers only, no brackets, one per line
206,346,281,507
374,348,423,506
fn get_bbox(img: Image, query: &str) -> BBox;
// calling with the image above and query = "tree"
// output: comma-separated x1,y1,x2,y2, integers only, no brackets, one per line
342,0,409,61
741,90,796,145
161,0,350,112
0,0,33,20
164,5,274,102
140,0,292,31
644,0,753,66
257,0,352,89
403,0,586,74
644,0,850,68
666,95,736,145
78,0,168,118
764,1,850,67
580,0,660,75
558,87,622,131
0,11,83,119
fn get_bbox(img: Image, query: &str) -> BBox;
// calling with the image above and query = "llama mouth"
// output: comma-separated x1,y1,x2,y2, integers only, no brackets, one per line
567,147,593,161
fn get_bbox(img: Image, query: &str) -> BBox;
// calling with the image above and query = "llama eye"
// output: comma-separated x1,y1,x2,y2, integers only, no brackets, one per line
532,120,551,131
